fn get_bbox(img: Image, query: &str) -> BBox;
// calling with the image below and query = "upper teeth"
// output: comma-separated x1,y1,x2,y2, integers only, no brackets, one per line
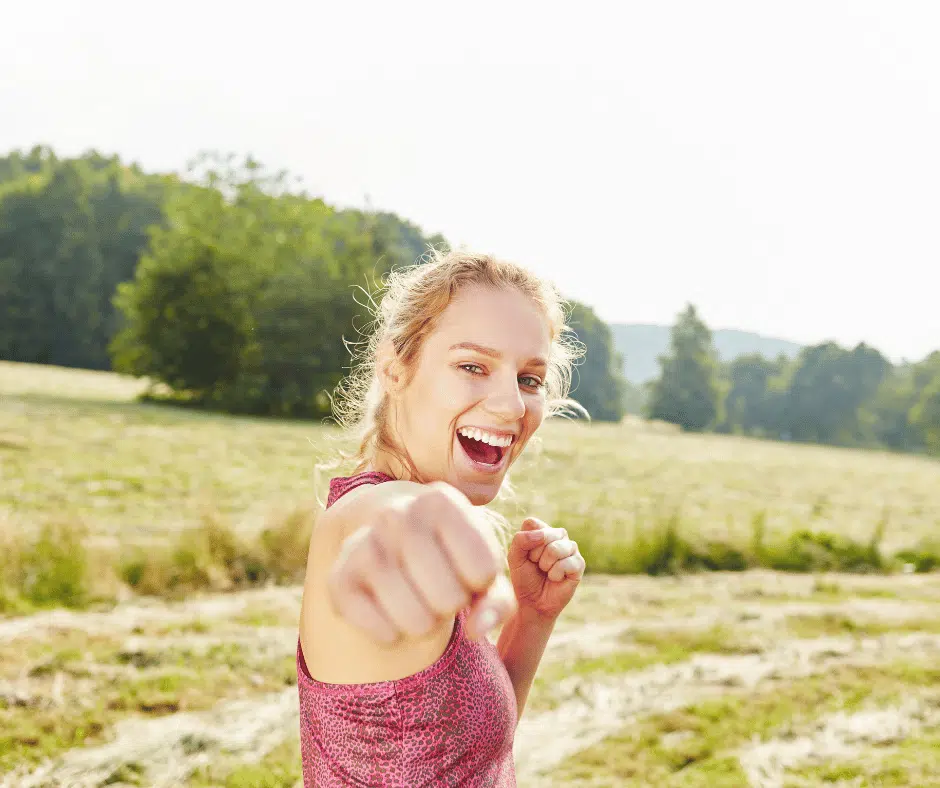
457,427,514,447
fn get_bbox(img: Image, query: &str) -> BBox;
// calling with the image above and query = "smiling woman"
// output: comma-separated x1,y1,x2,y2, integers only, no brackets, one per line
296,249,588,787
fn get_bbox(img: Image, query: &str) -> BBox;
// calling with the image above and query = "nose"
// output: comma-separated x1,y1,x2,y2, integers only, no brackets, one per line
482,372,526,422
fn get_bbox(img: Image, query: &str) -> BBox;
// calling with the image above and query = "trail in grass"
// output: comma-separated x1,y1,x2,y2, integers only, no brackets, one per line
2,688,298,788
738,696,940,788
512,632,940,784
0,585,303,642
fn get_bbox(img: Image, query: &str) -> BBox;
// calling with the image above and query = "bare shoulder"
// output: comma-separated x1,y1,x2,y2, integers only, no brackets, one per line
298,479,455,684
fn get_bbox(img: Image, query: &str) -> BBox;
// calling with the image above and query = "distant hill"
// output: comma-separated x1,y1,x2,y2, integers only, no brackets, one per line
610,324,803,384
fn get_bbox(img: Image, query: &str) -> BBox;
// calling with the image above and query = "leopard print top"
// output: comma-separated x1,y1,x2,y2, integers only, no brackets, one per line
297,472,518,786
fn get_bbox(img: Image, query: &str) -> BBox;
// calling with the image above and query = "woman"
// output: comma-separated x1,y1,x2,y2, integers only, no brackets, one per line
297,250,588,786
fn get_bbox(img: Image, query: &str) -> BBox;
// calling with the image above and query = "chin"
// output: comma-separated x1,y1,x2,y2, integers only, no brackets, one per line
451,477,502,507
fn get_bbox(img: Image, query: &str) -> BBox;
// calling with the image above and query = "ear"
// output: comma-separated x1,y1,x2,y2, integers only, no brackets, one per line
376,338,406,396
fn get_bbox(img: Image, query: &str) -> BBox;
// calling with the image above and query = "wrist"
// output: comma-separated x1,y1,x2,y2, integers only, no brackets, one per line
515,604,559,630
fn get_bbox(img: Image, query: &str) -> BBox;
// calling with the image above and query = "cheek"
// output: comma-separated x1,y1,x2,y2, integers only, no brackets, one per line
526,394,547,426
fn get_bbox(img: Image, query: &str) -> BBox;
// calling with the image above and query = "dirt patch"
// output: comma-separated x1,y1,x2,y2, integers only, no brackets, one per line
738,695,940,788
0,586,302,643
512,632,940,783
3,688,298,788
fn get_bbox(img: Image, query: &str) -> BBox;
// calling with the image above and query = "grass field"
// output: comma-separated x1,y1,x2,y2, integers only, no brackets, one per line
2,360,940,786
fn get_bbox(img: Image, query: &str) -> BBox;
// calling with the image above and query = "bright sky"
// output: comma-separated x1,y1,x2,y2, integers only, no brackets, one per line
3,1,939,362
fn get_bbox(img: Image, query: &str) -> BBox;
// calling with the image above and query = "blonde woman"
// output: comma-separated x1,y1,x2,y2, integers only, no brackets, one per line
297,250,588,786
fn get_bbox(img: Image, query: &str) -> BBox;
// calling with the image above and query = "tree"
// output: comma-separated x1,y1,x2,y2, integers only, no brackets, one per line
910,371,940,455
646,304,721,431
111,154,440,417
779,342,890,446
566,301,626,422
718,353,789,436
0,163,106,367
0,149,168,369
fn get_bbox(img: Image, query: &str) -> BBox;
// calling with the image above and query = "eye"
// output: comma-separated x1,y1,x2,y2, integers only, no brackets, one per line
519,375,544,389
459,363,485,375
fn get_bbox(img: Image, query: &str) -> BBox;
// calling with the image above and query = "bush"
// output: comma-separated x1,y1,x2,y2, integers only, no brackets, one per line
895,542,940,573
119,505,316,599
13,521,91,608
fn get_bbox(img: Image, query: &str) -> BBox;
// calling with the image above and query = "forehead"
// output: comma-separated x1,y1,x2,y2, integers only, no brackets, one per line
428,284,551,358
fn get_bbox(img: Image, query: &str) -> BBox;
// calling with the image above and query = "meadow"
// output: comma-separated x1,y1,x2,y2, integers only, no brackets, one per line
2,359,940,786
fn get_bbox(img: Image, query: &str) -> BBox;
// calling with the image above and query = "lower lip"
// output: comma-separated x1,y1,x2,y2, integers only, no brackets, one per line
454,433,511,475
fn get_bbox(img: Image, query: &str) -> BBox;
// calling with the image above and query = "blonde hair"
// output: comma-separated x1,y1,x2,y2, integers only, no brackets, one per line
319,248,587,551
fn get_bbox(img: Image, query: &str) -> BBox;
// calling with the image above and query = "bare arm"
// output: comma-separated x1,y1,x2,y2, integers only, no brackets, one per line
496,607,556,722
300,480,517,684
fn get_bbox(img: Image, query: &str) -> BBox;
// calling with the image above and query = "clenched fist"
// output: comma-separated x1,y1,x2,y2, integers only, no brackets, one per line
327,481,517,644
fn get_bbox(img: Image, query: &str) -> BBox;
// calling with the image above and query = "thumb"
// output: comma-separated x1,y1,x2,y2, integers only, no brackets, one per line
507,518,547,569
467,575,517,640
521,516,548,531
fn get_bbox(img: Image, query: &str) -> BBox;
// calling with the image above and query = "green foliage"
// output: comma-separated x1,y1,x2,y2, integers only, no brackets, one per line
778,341,891,445
0,149,169,370
716,353,788,436
111,153,438,417
644,301,937,455
2,144,936,450
3,521,91,608
646,304,722,431
566,505,931,578
120,505,316,599
566,300,627,421
910,369,940,455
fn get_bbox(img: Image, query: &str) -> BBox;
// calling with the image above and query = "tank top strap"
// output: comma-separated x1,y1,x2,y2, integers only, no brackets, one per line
326,471,395,509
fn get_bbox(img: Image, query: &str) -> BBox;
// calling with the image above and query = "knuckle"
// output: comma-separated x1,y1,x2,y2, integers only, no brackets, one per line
326,565,346,597
365,527,392,563
422,482,457,508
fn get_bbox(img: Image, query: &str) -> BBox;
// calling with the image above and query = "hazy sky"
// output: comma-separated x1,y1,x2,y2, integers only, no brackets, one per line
4,1,939,362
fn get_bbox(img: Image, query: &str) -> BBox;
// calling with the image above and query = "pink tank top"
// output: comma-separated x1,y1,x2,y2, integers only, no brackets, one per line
297,472,518,787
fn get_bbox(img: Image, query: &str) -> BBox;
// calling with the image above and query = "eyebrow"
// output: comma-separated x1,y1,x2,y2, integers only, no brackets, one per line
449,342,548,369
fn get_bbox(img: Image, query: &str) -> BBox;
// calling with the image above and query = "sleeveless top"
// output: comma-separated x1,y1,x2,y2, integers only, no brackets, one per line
297,471,518,787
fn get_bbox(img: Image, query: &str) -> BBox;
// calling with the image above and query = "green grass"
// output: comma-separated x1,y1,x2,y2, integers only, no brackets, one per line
4,361,939,550
529,625,763,713
784,728,940,787
783,612,940,639
552,662,940,787
0,630,297,771
2,359,940,607
189,735,302,788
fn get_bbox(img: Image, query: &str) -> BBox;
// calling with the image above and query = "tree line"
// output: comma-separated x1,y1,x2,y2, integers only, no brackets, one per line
2,147,934,451
0,147,626,421
647,305,940,456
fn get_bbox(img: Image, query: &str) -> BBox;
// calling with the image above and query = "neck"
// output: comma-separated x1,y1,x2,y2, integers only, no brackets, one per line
367,446,410,481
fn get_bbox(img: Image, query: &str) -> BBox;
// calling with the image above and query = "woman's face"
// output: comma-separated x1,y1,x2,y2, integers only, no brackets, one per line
386,284,552,505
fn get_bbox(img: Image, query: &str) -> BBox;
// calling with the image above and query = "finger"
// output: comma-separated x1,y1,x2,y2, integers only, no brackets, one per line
547,553,586,583
508,528,547,570
401,522,472,616
521,516,549,531
466,574,517,640
527,526,569,563
360,527,437,638
538,538,578,574
328,564,399,644
415,485,500,592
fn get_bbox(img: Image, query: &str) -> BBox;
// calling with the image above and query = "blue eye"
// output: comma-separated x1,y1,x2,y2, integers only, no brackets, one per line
519,376,544,389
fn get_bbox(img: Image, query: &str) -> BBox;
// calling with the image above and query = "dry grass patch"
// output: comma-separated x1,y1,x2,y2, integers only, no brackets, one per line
552,662,940,787
0,630,297,772
189,734,301,788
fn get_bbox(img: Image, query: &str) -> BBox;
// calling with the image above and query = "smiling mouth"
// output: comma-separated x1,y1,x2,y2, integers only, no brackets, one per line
456,431,507,467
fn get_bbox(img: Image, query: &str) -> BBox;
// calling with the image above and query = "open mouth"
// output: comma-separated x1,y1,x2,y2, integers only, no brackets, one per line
456,429,511,469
